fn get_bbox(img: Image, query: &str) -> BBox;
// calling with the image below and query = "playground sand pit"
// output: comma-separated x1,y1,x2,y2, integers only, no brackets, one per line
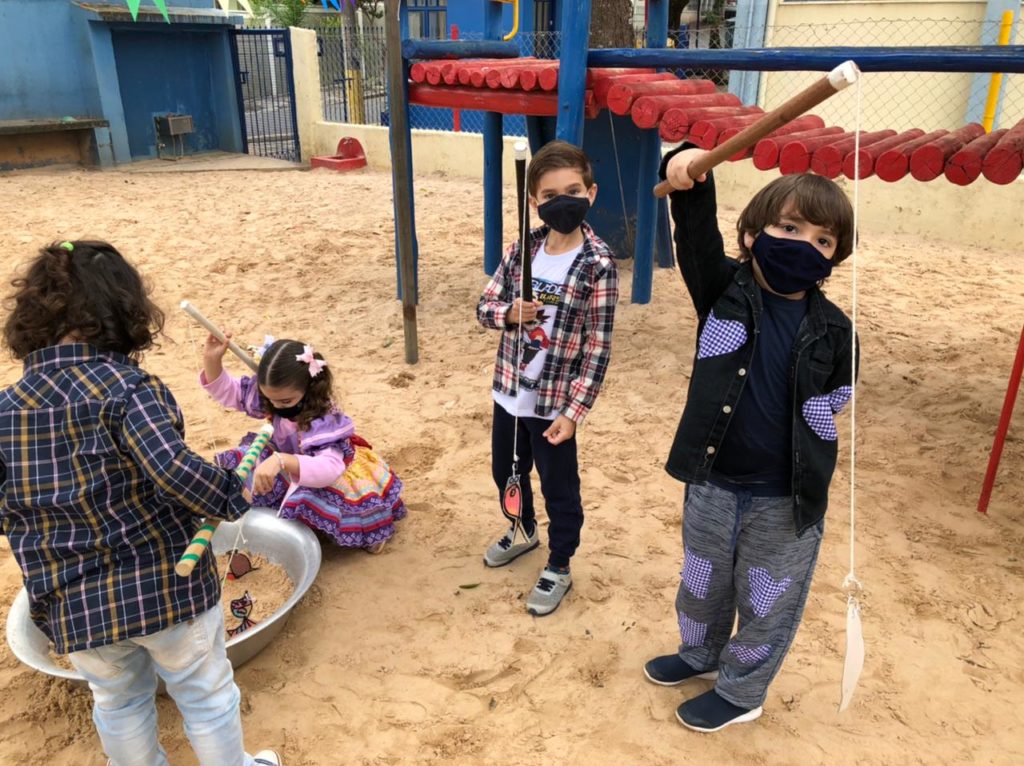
217,553,294,639
0,163,1022,765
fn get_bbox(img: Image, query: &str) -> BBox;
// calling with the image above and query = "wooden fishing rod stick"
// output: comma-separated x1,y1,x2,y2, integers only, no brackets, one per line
653,60,860,197
175,423,274,577
180,300,259,373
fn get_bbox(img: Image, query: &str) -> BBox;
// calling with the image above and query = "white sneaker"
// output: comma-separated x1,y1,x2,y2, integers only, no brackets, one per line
483,524,539,567
526,567,573,616
253,750,282,766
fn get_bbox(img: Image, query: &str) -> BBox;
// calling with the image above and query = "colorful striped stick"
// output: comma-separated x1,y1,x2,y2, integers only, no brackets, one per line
174,423,274,577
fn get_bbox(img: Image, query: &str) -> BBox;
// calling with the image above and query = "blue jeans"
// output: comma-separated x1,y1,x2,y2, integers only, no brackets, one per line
69,606,256,766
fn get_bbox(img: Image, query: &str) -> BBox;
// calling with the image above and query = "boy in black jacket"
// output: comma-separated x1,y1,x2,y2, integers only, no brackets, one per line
644,146,856,732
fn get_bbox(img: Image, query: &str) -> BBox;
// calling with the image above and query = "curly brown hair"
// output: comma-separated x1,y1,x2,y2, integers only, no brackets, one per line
3,240,165,362
257,339,334,432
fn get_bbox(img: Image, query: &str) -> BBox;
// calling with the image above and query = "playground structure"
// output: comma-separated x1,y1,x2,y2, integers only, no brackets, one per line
386,2,1024,312
383,0,1024,507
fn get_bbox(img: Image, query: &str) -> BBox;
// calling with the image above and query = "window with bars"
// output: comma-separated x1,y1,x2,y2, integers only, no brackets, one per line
408,0,448,40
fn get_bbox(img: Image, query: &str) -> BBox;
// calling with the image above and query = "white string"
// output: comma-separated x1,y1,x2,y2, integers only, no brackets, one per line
607,109,634,252
844,73,862,593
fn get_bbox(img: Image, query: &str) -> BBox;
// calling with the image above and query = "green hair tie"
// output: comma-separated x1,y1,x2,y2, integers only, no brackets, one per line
59,241,74,252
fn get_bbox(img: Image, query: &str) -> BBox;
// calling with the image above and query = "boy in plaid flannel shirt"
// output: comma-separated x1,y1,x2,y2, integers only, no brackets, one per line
477,141,619,616
0,241,282,766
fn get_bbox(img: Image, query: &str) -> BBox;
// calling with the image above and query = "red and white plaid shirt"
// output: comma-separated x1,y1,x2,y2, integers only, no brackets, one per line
477,222,619,423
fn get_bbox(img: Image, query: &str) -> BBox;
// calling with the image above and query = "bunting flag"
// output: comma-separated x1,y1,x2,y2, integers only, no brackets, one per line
125,0,171,23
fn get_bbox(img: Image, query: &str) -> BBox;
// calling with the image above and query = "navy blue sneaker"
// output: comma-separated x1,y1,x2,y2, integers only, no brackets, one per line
676,689,763,732
643,654,719,686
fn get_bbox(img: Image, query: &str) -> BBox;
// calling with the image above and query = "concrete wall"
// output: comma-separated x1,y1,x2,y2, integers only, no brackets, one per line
762,1,1022,131
0,0,103,120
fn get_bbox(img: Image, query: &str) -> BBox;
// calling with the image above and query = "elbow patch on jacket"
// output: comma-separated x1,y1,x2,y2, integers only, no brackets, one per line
801,385,853,441
697,311,748,360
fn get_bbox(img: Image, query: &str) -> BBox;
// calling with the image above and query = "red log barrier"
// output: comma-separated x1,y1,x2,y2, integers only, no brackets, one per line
630,93,743,129
457,62,506,87
982,118,1024,185
909,123,985,181
607,79,717,115
809,130,896,178
944,128,1008,186
659,106,762,142
490,59,549,89
691,113,764,149
753,127,844,170
779,131,857,175
585,67,656,85
842,129,925,179
720,116,827,161
409,83,600,118
875,130,949,182
593,73,676,107
410,62,428,83
425,62,445,85
441,61,461,85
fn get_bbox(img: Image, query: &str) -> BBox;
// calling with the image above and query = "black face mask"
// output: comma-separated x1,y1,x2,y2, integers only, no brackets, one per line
751,231,833,295
537,195,591,235
270,398,304,420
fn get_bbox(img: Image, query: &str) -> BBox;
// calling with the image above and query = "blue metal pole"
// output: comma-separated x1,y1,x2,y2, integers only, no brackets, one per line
586,45,1024,72
555,0,591,145
631,0,669,304
728,0,770,106
482,0,506,275
401,39,521,59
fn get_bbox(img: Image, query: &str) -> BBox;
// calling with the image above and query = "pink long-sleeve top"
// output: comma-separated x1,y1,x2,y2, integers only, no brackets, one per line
200,370,354,488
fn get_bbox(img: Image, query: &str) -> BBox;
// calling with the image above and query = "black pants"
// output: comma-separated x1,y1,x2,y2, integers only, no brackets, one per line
491,402,583,569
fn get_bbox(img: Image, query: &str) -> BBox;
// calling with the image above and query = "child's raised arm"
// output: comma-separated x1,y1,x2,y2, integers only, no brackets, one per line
120,375,249,521
660,146,735,319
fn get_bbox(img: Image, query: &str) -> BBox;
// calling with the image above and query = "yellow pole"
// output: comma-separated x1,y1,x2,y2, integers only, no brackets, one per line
345,69,365,124
501,0,520,41
982,10,1015,132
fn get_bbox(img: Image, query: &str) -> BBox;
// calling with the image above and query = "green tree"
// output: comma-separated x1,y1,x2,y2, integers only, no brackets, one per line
247,0,309,28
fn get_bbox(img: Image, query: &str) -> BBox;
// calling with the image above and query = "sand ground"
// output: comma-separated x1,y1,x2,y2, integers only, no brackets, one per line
0,164,1022,765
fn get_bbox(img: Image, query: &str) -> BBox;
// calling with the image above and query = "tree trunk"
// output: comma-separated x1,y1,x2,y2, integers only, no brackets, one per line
589,0,634,49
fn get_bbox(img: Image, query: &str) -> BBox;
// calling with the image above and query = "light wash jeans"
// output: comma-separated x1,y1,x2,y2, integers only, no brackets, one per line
70,606,257,766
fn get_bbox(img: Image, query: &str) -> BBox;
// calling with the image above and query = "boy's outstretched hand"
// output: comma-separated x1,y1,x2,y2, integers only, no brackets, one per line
664,148,709,192
543,415,576,445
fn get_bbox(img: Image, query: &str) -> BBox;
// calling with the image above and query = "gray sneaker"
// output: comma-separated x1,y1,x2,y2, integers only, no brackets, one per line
526,568,573,616
483,524,539,567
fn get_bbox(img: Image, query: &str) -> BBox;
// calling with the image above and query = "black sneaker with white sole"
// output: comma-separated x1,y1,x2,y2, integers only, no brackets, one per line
643,654,719,686
676,689,763,732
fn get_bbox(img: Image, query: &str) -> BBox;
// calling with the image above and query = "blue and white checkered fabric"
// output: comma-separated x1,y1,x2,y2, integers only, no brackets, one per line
729,643,773,665
801,384,853,441
678,612,708,647
682,548,713,600
748,567,792,618
697,310,748,360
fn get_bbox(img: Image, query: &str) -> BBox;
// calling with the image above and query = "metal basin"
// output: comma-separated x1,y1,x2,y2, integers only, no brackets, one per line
5,508,320,685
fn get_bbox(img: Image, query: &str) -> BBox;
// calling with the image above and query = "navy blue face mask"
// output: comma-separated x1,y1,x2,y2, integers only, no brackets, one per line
750,231,833,295
537,195,591,235
270,398,304,420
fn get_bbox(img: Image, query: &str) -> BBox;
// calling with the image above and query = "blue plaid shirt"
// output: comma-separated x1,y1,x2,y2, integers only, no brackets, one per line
0,344,248,653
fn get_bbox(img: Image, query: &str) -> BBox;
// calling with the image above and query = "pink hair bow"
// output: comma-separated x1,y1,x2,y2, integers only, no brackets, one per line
296,345,327,377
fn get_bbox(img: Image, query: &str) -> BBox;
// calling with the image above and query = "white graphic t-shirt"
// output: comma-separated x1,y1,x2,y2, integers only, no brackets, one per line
493,240,582,420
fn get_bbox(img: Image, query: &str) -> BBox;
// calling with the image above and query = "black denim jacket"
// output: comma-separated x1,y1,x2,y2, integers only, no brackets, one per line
660,151,856,535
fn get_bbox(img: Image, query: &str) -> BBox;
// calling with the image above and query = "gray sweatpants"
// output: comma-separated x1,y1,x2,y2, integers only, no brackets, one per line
675,482,824,709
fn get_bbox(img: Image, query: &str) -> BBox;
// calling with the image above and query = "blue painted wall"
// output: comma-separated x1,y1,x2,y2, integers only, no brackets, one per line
111,25,242,158
0,0,102,120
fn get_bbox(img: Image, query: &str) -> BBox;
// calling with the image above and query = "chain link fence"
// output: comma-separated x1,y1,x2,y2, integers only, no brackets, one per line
315,18,1024,139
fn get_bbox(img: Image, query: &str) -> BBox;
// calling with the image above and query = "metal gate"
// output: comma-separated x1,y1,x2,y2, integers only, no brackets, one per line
230,29,301,162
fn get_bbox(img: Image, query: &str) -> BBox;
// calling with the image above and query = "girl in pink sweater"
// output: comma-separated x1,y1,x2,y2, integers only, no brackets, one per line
202,334,405,552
